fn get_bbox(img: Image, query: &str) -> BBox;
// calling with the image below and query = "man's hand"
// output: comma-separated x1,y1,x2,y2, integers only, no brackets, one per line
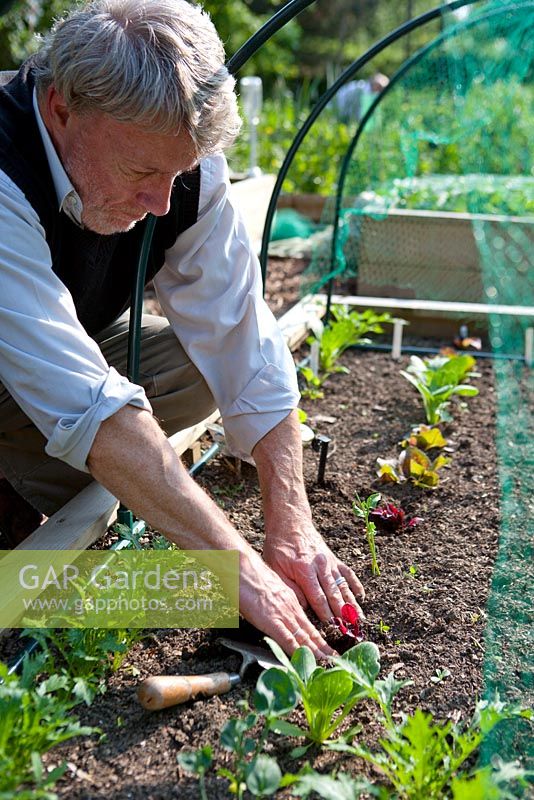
240,549,335,658
253,409,365,622
262,519,365,622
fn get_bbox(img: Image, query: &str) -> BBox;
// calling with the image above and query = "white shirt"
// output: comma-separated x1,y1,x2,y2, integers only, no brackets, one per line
0,97,299,473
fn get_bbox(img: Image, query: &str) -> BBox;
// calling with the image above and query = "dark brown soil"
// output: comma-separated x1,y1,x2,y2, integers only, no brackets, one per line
42,335,501,798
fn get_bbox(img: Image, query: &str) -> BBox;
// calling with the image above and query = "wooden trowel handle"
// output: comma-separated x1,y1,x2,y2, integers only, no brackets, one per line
137,672,239,710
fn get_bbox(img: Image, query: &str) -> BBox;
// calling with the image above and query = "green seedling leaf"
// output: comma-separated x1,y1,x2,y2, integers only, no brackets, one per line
270,720,307,737
220,715,257,751
291,646,316,684
374,672,413,713
245,755,282,796
333,641,381,689
263,637,294,674
290,743,313,759
297,408,308,424
451,769,502,800
430,668,451,684
254,667,299,717
178,745,213,775
306,668,354,718
293,770,377,799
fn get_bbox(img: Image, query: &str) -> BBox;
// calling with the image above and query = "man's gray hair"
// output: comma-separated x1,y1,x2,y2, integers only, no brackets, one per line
33,0,241,157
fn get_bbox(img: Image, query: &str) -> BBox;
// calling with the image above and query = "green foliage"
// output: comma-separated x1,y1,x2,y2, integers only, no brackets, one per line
400,353,479,425
353,492,381,576
327,697,533,800
180,664,301,799
229,77,534,198
264,637,383,748
313,307,394,375
299,306,393,398
27,627,144,704
362,174,534,217
0,0,75,70
203,0,300,91
229,91,353,195
0,658,97,796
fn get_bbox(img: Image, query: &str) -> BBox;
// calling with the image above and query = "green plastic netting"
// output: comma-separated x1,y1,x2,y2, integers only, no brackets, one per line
299,0,533,773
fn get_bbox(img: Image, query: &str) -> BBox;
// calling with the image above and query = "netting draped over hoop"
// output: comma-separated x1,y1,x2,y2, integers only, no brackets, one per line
302,0,533,769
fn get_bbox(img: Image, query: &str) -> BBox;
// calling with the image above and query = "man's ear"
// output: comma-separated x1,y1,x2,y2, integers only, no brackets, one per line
44,85,72,132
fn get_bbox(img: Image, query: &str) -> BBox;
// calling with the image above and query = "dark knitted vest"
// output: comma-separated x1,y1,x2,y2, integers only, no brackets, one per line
0,62,200,336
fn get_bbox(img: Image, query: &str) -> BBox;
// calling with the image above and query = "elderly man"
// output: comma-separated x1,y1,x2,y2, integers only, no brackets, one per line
0,0,364,654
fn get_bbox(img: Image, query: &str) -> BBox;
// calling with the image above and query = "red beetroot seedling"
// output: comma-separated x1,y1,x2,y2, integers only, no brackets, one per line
369,502,423,533
333,603,364,642
323,603,365,652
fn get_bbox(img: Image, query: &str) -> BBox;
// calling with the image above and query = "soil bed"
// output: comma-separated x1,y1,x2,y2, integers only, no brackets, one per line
43,334,500,798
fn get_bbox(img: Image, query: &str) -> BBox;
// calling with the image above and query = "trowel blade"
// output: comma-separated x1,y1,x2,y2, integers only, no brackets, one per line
217,637,282,671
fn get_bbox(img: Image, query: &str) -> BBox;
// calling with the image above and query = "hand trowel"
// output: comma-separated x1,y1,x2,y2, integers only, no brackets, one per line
137,637,281,711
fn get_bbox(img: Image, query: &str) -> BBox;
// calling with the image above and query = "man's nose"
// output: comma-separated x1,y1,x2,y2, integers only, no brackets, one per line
136,176,174,217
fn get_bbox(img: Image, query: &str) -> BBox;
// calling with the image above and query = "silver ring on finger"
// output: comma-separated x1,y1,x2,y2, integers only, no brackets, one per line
292,627,302,638
334,576,348,587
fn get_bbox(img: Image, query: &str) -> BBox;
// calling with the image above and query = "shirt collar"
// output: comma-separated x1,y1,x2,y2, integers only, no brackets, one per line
32,89,84,226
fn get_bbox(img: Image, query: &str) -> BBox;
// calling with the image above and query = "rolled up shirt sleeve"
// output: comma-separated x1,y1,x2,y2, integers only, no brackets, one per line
153,154,300,460
0,172,151,473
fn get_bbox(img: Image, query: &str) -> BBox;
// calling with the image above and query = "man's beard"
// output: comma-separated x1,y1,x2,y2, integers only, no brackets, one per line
62,148,146,235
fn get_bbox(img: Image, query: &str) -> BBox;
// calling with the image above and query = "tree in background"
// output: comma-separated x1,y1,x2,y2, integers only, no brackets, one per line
1,0,444,82
0,0,76,69
0,0,301,86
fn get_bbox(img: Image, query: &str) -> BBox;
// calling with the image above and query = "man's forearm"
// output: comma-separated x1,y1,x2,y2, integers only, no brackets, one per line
87,404,252,555
252,409,312,538
86,404,336,657
253,409,365,621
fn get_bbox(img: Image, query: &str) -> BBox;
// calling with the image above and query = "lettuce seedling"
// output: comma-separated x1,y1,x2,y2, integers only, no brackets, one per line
401,424,448,451
307,306,394,378
262,638,382,751
400,353,479,424
377,447,450,489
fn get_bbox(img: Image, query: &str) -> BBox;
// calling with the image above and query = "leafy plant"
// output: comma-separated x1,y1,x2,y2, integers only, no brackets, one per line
327,697,533,800
400,424,448,452
298,364,324,400
353,492,381,575
299,307,392,399
180,672,299,799
400,354,479,425
27,627,144,705
263,638,385,752
377,447,451,490
430,668,451,685
311,307,394,376
0,657,97,796
178,745,213,800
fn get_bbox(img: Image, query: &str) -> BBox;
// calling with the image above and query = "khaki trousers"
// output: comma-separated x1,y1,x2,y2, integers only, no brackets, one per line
0,314,216,517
